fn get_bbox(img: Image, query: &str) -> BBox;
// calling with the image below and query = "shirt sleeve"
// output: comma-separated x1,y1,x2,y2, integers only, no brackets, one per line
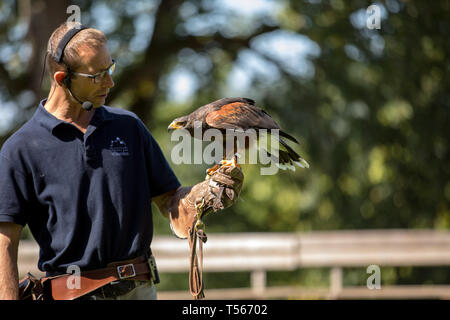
138,120,181,198
0,154,31,226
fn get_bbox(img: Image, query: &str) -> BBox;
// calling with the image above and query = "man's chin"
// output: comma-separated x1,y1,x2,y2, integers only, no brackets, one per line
92,96,106,108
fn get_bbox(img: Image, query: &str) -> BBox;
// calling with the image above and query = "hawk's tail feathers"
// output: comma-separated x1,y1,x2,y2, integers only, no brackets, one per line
279,130,299,144
263,149,309,171
258,131,309,172
279,138,310,169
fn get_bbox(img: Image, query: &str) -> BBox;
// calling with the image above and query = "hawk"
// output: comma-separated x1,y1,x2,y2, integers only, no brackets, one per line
168,97,309,174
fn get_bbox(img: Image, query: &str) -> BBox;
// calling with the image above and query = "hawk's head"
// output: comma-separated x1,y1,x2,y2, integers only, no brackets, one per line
168,115,190,132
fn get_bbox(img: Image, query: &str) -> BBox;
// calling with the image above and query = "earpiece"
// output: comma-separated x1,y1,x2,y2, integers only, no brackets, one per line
62,75,71,88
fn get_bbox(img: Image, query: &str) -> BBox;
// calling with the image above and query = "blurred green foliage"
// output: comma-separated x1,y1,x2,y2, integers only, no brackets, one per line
1,0,449,292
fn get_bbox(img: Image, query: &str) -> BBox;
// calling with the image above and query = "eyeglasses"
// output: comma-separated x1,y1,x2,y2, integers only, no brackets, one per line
71,59,116,83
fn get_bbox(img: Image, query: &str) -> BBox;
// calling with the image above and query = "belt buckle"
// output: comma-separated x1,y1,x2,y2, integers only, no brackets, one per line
117,263,136,280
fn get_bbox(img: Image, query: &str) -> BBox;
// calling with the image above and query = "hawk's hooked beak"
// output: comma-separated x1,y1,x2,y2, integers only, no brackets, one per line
168,120,183,132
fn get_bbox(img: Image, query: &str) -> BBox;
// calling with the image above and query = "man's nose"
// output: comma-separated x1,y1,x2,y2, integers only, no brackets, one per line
104,73,114,88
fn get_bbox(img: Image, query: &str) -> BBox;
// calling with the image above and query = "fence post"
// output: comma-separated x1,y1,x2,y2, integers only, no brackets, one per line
251,270,266,297
330,267,343,298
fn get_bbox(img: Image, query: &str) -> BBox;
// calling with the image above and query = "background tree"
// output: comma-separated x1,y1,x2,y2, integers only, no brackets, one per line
1,0,448,291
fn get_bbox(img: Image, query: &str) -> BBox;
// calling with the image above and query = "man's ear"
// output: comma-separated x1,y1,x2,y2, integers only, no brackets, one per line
54,71,68,86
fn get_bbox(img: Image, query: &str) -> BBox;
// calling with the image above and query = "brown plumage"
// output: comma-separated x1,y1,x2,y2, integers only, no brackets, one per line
168,97,309,171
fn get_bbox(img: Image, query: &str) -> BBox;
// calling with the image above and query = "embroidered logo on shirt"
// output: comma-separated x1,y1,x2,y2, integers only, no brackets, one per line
110,137,129,156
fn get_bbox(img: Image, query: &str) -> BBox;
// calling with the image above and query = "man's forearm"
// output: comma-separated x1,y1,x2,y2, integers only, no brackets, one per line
0,235,20,300
168,186,197,239
155,165,243,239
152,186,197,239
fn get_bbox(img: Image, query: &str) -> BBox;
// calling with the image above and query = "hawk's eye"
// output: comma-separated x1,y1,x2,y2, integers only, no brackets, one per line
174,121,187,128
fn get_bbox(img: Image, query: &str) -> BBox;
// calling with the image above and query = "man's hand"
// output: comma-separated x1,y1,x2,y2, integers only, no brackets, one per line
162,165,244,238
199,165,244,215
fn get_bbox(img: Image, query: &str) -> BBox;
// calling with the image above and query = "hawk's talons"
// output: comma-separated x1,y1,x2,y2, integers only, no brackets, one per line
206,164,220,176
206,154,240,177
219,154,240,168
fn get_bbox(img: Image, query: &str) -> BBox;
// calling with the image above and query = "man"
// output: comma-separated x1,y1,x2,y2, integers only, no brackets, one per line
0,23,243,300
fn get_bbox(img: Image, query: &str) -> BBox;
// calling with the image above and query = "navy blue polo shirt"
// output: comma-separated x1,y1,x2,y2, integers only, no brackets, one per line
0,100,180,275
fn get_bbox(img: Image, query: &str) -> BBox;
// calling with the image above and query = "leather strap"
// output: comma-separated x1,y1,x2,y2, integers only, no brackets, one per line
44,256,151,300
184,160,242,300
188,219,207,300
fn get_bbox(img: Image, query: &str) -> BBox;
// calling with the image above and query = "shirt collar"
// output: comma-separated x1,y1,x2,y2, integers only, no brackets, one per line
35,99,113,134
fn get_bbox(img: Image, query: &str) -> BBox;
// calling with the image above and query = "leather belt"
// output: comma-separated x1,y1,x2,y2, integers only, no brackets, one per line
44,255,151,300
85,280,144,299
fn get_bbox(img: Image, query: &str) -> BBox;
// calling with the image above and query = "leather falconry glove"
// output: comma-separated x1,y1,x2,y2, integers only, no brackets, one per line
185,165,244,218
171,164,243,300
169,165,244,239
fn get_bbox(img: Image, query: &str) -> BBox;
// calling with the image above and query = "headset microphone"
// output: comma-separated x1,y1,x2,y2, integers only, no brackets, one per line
63,76,94,111
68,86,94,111
82,101,93,111
51,24,94,112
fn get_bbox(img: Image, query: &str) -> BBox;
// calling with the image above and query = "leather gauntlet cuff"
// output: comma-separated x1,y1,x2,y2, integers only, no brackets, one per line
169,165,243,238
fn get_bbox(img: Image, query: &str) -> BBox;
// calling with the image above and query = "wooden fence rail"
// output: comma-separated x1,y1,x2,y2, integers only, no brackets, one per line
18,229,450,299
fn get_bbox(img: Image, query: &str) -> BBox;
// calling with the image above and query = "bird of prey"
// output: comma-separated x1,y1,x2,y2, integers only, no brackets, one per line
168,97,309,174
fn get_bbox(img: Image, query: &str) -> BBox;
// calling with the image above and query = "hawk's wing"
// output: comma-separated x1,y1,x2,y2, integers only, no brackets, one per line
205,99,299,144
205,101,280,131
